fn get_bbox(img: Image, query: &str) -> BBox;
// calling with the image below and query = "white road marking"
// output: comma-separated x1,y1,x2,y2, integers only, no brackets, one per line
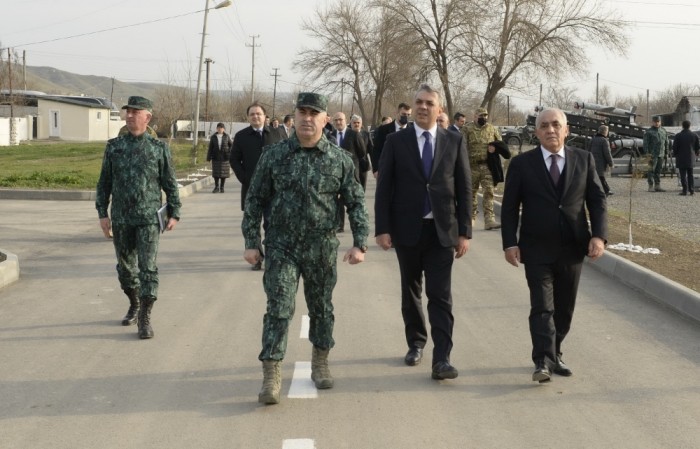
300,315,309,339
287,361,317,398
282,439,315,449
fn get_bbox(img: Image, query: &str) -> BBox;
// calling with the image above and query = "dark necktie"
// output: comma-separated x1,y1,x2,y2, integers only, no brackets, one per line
422,131,433,215
257,129,263,145
338,131,344,146
549,153,560,185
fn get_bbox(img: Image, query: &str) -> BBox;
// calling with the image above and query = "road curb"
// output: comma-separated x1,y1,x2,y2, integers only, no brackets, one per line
0,176,213,290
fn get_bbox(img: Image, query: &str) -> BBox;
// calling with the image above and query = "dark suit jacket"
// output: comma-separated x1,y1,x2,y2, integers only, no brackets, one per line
331,128,367,181
371,122,408,173
359,129,374,172
448,124,460,133
501,146,607,264
375,126,472,247
672,129,700,169
230,125,282,210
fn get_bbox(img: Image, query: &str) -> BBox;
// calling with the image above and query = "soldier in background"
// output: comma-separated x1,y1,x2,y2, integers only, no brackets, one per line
96,96,181,340
644,116,669,192
462,107,503,230
242,93,369,405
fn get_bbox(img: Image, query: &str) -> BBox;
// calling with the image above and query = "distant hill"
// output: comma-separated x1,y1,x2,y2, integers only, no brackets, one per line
24,66,167,107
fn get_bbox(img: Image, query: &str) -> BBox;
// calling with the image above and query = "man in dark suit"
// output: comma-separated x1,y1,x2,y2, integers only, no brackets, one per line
500,107,607,383
449,112,465,133
277,114,294,139
230,102,282,270
371,102,412,178
331,112,367,231
350,114,373,189
375,84,472,380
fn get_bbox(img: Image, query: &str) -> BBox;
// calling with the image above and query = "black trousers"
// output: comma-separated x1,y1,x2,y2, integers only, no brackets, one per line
394,220,455,364
524,248,583,364
598,175,610,195
678,167,695,193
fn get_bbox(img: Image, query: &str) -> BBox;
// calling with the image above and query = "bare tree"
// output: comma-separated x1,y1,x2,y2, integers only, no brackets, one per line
374,0,467,117
544,85,578,110
457,0,629,113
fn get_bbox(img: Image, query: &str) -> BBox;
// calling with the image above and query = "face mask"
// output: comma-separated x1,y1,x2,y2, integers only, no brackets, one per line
477,117,487,126
398,115,409,126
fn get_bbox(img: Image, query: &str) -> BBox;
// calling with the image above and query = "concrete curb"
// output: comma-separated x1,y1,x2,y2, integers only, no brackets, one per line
0,176,213,289
0,249,19,289
586,251,700,323
491,195,700,324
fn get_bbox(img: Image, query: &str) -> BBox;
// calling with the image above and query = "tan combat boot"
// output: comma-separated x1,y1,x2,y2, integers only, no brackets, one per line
311,346,334,389
259,360,282,404
484,219,501,230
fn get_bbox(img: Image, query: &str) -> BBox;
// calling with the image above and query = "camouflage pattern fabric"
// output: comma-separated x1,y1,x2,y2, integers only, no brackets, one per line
96,132,181,299
112,223,160,299
471,164,496,221
242,134,369,362
643,126,669,186
462,122,501,221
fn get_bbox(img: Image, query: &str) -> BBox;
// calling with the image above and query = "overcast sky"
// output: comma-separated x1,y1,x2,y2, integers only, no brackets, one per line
2,0,700,114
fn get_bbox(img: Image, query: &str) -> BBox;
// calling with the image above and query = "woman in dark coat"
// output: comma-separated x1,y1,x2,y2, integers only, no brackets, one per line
206,123,232,193
588,125,614,196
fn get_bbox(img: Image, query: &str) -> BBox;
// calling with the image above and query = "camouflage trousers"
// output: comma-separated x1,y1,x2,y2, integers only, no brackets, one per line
647,155,663,186
112,223,160,299
471,163,495,221
258,237,340,361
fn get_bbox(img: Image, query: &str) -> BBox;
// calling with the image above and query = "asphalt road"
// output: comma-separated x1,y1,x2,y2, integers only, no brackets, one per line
0,179,699,449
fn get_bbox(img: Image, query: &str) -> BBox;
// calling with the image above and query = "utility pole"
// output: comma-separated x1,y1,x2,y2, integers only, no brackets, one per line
22,50,26,91
596,73,599,104
340,78,344,112
270,68,280,118
246,35,260,102
8,48,16,145
204,57,214,128
507,95,510,126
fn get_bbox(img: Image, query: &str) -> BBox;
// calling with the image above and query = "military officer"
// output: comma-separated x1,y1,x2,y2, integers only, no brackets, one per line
462,107,503,230
96,96,181,340
242,93,369,405
644,116,669,192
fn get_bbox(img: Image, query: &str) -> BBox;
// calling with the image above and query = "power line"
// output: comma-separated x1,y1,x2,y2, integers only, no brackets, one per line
2,9,204,50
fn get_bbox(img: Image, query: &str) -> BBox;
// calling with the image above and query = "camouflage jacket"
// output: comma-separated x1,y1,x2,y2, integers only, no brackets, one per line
242,134,369,250
462,122,501,164
643,126,669,157
96,132,181,225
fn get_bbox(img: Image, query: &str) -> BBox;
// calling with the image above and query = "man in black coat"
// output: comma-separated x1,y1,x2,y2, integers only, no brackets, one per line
501,107,607,383
371,102,412,177
330,112,367,231
350,114,373,189
230,102,282,270
672,120,699,196
375,84,472,381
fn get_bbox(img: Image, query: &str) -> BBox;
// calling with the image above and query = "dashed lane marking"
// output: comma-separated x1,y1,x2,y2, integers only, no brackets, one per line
287,361,317,399
300,315,309,338
282,439,315,449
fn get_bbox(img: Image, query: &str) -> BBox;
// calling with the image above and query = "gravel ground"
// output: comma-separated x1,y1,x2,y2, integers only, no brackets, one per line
605,174,699,243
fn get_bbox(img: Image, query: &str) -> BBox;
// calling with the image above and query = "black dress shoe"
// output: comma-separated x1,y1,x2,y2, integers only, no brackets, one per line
532,359,551,383
552,355,573,376
212,187,219,193
431,361,458,380
404,347,423,366
219,187,224,193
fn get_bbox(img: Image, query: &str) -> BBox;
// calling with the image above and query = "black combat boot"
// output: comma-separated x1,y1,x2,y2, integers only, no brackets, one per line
138,297,155,339
121,288,140,326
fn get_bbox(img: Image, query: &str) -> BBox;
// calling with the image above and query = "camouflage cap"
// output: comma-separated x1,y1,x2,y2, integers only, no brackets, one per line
122,96,153,112
476,107,489,116
652,115,661,122
296,92,328,112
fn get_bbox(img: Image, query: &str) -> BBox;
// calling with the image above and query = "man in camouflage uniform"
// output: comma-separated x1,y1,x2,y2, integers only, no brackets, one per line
96,96,181,340
644,115,669,192
242,92,369,405
462,107,502,229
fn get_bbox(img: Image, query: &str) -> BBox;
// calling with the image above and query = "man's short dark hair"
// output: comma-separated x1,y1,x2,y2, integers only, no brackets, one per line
683,120,691,129
247,102,267,116
398,102,411,111
453,112,465,121
284,114,294,125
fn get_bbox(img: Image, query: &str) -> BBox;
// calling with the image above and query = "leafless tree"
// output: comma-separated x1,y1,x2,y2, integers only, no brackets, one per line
457,0,628,113
374,0,467,117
